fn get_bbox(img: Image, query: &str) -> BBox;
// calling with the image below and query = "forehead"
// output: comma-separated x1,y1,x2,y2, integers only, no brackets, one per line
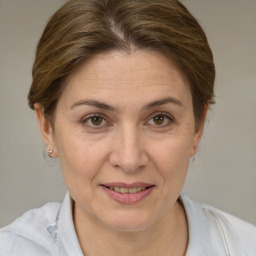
61,50,192,107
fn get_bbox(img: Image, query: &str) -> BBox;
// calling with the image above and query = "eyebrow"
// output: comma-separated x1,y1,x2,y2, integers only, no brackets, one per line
143,97,183,110
70,100,115,111
70,97,183,111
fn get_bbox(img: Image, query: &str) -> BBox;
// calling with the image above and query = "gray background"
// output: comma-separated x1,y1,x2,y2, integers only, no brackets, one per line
0,0,255,227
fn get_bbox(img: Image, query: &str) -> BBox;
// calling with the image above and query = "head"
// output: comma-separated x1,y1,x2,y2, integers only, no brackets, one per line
28,0,215,127
29,0,215,232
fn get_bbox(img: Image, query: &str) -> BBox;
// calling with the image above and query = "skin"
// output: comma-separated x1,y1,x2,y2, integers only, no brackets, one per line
35,50,207,256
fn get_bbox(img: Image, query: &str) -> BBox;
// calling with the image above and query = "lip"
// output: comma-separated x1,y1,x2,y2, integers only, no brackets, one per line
101,183,155,204
102,182,153,188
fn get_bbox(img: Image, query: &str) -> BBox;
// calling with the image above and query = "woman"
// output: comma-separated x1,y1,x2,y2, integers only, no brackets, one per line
0,0,255,255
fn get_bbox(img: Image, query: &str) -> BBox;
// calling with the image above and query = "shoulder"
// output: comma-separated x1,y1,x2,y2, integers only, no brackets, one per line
0,201,61,256
216,209,256,254
180,194,256,255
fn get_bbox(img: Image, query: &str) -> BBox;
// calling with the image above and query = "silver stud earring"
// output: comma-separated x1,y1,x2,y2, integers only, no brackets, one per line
48,149,53,157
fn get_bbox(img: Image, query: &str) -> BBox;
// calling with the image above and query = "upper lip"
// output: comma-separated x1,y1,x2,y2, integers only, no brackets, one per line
101,182,154,188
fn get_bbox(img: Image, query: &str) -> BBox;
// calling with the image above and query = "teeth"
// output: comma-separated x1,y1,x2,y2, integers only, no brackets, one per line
114,187,120,192
109,186,147,194
128,187,138,193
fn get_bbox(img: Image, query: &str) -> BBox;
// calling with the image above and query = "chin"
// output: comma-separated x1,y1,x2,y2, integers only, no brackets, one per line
99,211,157,233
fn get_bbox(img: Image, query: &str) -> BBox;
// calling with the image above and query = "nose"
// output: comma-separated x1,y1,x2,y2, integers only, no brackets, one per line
108,125,149,173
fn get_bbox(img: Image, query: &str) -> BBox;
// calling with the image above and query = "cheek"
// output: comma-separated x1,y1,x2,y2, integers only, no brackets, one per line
55,129,109,189
149,133,193,190
151,135,192,171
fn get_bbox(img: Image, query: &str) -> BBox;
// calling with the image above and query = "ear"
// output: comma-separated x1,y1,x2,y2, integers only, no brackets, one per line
190,105,209,157
34,103,57,158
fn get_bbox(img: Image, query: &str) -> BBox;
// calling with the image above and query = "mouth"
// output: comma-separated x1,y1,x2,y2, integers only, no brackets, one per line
102,185,154,194
100,183,155,204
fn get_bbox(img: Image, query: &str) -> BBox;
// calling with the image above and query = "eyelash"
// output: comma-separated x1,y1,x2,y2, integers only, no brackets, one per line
81,114,108,128
146,112,174,127
81,112,174,129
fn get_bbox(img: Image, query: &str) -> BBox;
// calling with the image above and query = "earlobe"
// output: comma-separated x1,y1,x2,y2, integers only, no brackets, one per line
34,104,57,157
190,105,209,157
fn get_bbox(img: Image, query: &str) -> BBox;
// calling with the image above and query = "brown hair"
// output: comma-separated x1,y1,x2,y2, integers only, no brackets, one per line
28,0,215,127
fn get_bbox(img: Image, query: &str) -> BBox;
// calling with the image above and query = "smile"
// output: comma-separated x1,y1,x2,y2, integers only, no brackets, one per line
108,187,147,194
101,183,155,204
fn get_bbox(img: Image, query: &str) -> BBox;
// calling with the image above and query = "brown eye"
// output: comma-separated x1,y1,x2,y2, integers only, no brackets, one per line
147,113,173,127
82,114,107,128
90,116,103,126
153,115,165,125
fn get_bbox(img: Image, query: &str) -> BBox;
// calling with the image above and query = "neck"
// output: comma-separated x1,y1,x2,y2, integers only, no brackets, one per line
73,200,188,256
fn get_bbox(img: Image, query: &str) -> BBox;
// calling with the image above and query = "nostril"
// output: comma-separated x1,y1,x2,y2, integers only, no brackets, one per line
108,144,149,173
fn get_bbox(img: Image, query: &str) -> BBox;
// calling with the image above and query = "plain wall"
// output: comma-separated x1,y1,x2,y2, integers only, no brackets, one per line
0,0,255,227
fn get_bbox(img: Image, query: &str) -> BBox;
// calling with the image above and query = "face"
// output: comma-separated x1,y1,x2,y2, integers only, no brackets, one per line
36,50,205,232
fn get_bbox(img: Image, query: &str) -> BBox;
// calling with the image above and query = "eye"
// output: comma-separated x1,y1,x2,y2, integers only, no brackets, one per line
147,113,173,127
82,114,107,127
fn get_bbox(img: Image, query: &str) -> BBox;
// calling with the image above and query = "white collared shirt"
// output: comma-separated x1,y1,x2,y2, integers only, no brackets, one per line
1,192,255,255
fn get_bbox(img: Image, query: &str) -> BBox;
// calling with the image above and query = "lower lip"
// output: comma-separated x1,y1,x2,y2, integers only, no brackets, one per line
101,186,154,204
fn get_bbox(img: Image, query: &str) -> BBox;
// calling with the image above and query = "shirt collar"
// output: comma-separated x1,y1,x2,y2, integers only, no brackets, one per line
47,191,83,256
179,193,247,256
48,192,246,256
